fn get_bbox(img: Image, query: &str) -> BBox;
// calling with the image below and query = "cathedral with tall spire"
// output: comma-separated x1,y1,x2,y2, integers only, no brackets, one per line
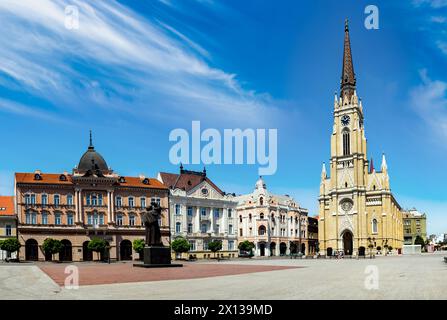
318,20,403,256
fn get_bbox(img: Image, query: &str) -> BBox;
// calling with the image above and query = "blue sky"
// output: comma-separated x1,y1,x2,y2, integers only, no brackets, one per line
0,0,446,234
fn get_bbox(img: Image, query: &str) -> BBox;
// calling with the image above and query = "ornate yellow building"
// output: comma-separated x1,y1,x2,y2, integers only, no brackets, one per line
318,21,403,256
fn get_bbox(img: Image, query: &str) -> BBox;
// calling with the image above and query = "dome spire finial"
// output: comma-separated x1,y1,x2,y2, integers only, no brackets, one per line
89,130,93,149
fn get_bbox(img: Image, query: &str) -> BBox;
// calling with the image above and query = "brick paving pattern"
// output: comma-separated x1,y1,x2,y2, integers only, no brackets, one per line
39,262,300,286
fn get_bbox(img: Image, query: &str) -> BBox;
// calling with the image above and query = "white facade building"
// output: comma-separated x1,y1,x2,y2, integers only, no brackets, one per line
235,177,309,257
158,167,238,259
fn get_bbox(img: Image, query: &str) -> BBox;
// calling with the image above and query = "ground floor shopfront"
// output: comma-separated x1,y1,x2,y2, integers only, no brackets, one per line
18,226,170,262
254,239,310,257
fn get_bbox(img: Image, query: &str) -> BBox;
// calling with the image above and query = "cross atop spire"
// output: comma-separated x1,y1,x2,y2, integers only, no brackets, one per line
341,19,356,101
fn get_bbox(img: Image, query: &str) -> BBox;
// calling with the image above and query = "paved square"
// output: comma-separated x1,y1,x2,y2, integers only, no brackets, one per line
1,253,446,299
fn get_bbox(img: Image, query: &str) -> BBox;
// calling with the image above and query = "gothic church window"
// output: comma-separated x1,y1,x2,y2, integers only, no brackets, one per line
342,129,350,155
372,219,378,234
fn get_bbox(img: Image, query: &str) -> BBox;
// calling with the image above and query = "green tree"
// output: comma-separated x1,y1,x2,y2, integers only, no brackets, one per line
415,235,425,251
238,240,255,254
42,238,63,261
208,240,222,258
88,238,107,261
0,238,21,259
171,237,190,259
133,239,145,260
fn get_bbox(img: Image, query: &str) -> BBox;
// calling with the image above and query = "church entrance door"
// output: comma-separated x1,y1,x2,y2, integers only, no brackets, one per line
342,231,353,255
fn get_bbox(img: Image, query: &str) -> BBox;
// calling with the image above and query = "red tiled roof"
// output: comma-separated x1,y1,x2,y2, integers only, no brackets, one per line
116,176,167,189
159,172,224,195
0,196,14,216
15,173,167,190
15,173,73,185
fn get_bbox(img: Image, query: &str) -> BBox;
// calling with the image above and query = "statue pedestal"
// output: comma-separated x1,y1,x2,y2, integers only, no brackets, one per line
133,246,182,268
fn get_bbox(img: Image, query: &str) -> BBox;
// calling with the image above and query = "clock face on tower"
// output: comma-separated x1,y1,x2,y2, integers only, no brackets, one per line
341,115,350,126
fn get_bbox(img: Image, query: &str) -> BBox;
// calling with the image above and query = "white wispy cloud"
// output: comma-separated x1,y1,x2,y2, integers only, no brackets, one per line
410,69,447,139
413,0,447,8
0,0,282,126
0,98,63,122
431,15,447,23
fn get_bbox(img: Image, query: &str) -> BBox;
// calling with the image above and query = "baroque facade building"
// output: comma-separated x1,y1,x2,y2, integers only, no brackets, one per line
158,166,238,259
235,177,309,257
318,21,403,256
0,196,17,260
15,134,169,261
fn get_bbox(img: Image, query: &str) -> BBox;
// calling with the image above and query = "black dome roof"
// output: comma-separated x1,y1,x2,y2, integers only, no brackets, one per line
77,132,109,173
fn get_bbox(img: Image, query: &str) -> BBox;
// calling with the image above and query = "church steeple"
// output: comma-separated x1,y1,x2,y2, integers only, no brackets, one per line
340,19,356,101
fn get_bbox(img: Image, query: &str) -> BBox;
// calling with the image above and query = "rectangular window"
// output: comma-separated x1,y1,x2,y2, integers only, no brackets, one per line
115,196,122,207
87,214,92,225
187,206,193,217
129,197,134,208
175,204,181,215
188,223,193,233
116,214,123,226
129,215,135,226
214,224,220,234
228,240,234,251
201,208,207,216
5,225,11,236
31,212,37,224
228,208,232,218
93,213,99,226
41,194,48,207
25,213,30,224
189,241,196,251
98,194,103,206
213,208,219,218
86,195,91,206
54,195,60,207
240,228,243,236
67,214,73,225
201,224,207,233
91,195,97,206
25,194,30,205
42,213,48,225
55,213,61,225
98,214,104,225
141,197,146,208
67,195,73,206
31,194,36,204
176,222,181,233
229,224,233,235
203,241,209,250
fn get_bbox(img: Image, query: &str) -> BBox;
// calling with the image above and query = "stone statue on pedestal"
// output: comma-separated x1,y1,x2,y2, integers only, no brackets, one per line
133,202,182,268
142,203,162,246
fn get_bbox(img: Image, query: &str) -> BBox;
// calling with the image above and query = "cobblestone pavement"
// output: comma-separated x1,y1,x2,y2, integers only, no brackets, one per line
1,253,446,299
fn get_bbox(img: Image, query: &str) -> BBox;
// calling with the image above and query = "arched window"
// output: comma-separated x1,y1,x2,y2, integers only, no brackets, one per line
343,129,350,155
372,219,378,234
258,225,266,235
260,213,264,219
176,222,181,233
249,214,252,222
259,197,264,205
